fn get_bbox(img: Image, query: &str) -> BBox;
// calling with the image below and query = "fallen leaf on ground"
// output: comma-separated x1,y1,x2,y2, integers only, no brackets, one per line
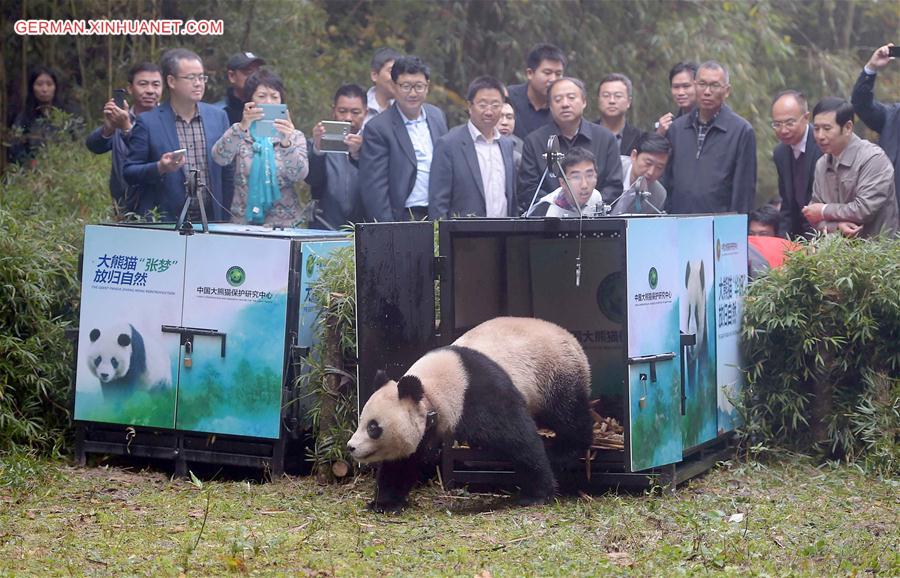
606,551,633,566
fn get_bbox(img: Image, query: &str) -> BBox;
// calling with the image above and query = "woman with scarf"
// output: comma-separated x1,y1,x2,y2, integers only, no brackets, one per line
212,69,308,227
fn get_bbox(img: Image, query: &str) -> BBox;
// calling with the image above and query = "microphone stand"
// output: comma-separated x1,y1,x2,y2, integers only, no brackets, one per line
608,175,665,215
176,168,210,234
549,154,586,287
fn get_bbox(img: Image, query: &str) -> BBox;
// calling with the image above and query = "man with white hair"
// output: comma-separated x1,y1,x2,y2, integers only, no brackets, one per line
663,60,757,214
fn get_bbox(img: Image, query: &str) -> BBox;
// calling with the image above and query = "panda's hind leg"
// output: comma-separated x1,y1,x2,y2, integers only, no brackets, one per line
535,371,594,478
455,385,556,504
459,406,557,504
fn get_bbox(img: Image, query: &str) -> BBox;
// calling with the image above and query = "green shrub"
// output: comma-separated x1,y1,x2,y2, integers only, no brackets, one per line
0,127,113,453
740,234,900,475
297,243,358,479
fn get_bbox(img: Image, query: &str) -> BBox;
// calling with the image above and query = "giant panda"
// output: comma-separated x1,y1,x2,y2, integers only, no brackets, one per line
347,316,593,512
84,323,172,397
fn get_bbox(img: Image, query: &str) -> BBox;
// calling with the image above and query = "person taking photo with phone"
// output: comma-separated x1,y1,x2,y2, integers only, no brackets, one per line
305,84,367,229
86,62,163,213
212,69,308,227
124,48,233,222
852,43,900,210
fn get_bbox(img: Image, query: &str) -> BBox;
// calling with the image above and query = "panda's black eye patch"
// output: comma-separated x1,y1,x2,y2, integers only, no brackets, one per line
111,358,119,369
367,420,382,440
94,356,102,367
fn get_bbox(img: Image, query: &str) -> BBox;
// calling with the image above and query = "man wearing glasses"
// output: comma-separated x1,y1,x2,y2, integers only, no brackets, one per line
771,90,822,238
663,60,756,215
125,48,233,221
429,76,517,219
359,55,448,221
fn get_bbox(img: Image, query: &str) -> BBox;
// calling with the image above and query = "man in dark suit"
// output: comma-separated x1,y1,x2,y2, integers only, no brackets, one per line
518,77,623,214
429,77,517,219
124,48,233,221
595,73,644,155
852,43,900,210
771,90,822,238
359,55,448,221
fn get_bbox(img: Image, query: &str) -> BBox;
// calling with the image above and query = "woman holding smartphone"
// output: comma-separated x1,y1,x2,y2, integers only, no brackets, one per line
212,69,308,226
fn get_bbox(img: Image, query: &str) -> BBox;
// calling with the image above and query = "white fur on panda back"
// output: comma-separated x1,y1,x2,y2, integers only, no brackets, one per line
452,317,590,413
406,349,468,436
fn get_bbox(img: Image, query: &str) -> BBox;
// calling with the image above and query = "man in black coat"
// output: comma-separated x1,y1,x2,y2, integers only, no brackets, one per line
771,90,822,238
518,77,623,214
663,61,756,214
852,43,900,210
595,73,644,155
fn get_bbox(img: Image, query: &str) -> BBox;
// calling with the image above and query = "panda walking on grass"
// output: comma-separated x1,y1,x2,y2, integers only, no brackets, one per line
348,316,594,512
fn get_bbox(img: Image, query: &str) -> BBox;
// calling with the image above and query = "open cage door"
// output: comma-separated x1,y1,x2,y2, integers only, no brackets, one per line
624,218,683,472
355,222,436,407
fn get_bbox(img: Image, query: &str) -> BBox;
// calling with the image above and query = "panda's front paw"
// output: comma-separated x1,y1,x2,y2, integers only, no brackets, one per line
367,499,407,514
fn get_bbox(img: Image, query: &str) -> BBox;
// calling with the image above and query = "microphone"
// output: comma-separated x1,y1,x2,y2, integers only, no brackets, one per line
542,134,565,177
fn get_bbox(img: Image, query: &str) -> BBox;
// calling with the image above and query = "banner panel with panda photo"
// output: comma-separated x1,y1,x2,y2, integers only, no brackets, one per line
677,217,718,450
74,226,185,428
625,217,682,472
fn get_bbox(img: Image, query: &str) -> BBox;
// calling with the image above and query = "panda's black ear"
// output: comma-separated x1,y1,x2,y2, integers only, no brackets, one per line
117,333,132,347
373,370,390,390
397,375,424,403
89,329,101,342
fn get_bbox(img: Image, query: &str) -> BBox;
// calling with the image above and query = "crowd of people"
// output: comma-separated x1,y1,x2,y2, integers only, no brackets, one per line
9,42,899,239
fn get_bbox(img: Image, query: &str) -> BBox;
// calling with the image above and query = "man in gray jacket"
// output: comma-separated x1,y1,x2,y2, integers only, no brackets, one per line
802,98,897,238
663,60,756,214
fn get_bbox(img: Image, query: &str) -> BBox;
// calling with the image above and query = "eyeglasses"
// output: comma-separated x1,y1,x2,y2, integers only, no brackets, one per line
566,172,597,184
472,101,503,112
695,81,725,91
771,118,800,130
396,82,428,94
177,74,209,84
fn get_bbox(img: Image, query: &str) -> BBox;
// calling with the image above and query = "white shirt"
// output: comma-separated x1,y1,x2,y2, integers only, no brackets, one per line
791,124,809,160
363,87,392,130
401,107,433,208
467,121,507,218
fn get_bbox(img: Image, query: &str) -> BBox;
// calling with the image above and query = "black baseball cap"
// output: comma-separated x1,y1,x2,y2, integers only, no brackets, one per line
226,52,266,71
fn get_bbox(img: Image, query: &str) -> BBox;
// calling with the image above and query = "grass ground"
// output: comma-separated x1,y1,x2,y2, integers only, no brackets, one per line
0,453,897,577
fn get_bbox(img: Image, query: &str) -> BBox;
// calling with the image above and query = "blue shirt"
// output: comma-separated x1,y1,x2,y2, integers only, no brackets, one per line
401,107,433,208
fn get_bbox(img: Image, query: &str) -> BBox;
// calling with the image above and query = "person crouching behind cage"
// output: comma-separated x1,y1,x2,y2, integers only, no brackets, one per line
212,69,308,227
527,147,603,217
